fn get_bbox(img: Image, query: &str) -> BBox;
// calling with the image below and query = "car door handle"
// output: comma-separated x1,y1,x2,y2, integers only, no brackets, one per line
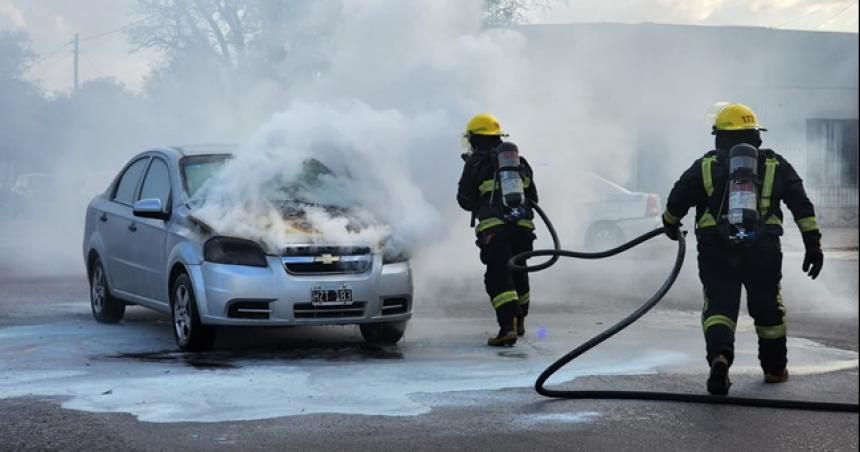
128,223,138,232
99,213,108,222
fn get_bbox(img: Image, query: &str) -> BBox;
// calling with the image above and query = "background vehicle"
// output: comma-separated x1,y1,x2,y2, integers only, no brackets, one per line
574,172,662,250
82,145,413,351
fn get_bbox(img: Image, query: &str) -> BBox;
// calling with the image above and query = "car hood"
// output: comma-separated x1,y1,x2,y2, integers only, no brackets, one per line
186,201,383,253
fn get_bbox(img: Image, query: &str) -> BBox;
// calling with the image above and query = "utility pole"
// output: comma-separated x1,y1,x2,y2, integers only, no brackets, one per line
73,33,79,93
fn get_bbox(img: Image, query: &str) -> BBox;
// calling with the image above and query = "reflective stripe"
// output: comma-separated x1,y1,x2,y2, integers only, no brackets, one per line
776,284,786,317
476,217,534,233
765,215,782,225
523,176,532,188
518,292,530,305
702,156,718,197
491,290,519,309
476,217,504,233
663,210,680,225
697,211,717,229
698,156,718,229
703,314,737,332
517,219,535,229
479,179,496,195
756,323,787,340
759,157,779,215
796,216,819,233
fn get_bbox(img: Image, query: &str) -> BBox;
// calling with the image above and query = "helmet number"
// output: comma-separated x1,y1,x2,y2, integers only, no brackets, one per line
741,115,756,124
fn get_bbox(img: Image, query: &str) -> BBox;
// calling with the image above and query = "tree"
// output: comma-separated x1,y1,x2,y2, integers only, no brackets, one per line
0,32,44,178
483,0,558,27
0,31,36,83
129,0,266,70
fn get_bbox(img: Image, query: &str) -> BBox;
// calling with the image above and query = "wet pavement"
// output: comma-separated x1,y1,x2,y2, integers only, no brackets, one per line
0,272,857,451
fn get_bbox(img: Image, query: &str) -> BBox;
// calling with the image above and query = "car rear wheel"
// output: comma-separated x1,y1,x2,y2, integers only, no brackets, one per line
360,320,407,345
584,221,626,251
89,258,125,324
171,273,216,352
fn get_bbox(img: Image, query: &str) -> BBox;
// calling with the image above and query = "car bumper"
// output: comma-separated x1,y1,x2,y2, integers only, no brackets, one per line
189,255,413,326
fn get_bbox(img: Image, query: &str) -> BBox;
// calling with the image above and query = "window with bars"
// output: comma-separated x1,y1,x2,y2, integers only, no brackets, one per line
806,119,859,188
805,119,859,210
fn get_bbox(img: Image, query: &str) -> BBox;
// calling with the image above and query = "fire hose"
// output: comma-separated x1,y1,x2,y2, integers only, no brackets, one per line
509,203,859,413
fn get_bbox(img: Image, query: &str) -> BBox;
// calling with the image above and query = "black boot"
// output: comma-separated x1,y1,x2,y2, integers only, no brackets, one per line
488,302,520,347
516,302,528,337
764,368,789,383
707,354,731,396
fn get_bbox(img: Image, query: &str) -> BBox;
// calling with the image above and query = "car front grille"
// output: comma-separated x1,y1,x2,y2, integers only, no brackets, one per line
281,245,373,275
293,301,367,319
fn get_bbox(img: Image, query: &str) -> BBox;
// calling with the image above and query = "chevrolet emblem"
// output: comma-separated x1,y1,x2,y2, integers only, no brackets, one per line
316,254,340,265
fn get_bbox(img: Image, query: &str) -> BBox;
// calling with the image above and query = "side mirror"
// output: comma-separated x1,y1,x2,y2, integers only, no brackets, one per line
133,198,169,220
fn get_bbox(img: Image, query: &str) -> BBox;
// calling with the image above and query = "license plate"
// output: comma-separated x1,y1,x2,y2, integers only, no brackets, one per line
311,285,353,306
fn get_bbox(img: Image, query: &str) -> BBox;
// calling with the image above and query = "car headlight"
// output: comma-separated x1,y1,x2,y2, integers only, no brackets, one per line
204,237,268,267
382,245,410,264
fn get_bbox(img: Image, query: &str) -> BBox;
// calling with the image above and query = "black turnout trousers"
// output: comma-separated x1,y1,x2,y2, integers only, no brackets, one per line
478,224,535,316
697,232,788,374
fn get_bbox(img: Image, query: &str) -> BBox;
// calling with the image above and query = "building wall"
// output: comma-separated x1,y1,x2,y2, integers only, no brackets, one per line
519,23,858,225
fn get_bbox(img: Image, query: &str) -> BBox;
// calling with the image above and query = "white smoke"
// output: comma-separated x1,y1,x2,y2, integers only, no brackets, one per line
188,0,530,259
191,100,448,253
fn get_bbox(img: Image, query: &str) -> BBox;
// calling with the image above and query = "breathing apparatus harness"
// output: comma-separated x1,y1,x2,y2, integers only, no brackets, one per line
468,142,534,229
705,144,783,247
494,141,532,223
507,193,859,413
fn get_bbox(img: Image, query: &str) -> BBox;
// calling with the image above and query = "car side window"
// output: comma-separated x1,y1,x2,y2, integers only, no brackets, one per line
113,158,149,205
139,158,171,207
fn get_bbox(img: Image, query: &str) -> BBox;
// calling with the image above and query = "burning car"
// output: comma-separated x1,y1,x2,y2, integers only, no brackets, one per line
82,145,413,351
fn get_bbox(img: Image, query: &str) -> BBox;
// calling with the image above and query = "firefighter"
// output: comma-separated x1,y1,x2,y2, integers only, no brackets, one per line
662,102,824,395
457,113,538,347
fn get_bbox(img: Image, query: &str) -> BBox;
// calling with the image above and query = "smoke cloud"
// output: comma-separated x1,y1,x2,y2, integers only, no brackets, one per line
0,0,855,317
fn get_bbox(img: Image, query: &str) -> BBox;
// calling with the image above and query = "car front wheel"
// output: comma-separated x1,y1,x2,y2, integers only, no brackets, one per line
89,257,125,324
171,273,216,352
360,320,407,345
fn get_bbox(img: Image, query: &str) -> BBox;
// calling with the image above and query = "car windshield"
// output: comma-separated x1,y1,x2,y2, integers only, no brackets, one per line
180,154,232,198
266,158,337,204
182,154,340,206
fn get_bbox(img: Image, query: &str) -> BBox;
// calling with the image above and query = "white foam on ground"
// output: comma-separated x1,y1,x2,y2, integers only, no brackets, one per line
0,311,855,423
519,412,602,425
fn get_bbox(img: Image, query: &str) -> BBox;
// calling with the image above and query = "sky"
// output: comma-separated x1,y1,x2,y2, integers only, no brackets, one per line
0,0,858,94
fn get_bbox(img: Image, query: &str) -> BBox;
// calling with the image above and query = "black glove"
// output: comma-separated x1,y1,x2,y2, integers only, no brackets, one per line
802,232,824,280
662,217,681,241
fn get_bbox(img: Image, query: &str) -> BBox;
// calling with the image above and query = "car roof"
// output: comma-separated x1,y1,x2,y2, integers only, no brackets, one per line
130,144,236,165
171,144,238,156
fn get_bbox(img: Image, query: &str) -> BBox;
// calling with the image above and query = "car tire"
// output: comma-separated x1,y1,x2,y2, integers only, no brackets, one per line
89,257,125,324
171,273,216,352
584,221,626,251
359,320,407,345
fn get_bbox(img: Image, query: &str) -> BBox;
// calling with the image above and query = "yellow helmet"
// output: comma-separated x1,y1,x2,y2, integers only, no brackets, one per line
464,113,507,137
712,102,767,133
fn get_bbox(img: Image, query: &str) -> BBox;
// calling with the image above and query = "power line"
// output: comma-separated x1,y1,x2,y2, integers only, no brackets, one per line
38,52,72,74
773,4,828,28
79,17,148,42
32,41,73,66
80,53,108,79
811,0,858,29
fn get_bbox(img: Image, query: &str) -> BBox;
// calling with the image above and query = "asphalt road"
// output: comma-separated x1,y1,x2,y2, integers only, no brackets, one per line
0,269,857,452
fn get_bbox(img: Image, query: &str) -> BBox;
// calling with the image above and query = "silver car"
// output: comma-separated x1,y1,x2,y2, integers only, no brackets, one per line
82,145,413,351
